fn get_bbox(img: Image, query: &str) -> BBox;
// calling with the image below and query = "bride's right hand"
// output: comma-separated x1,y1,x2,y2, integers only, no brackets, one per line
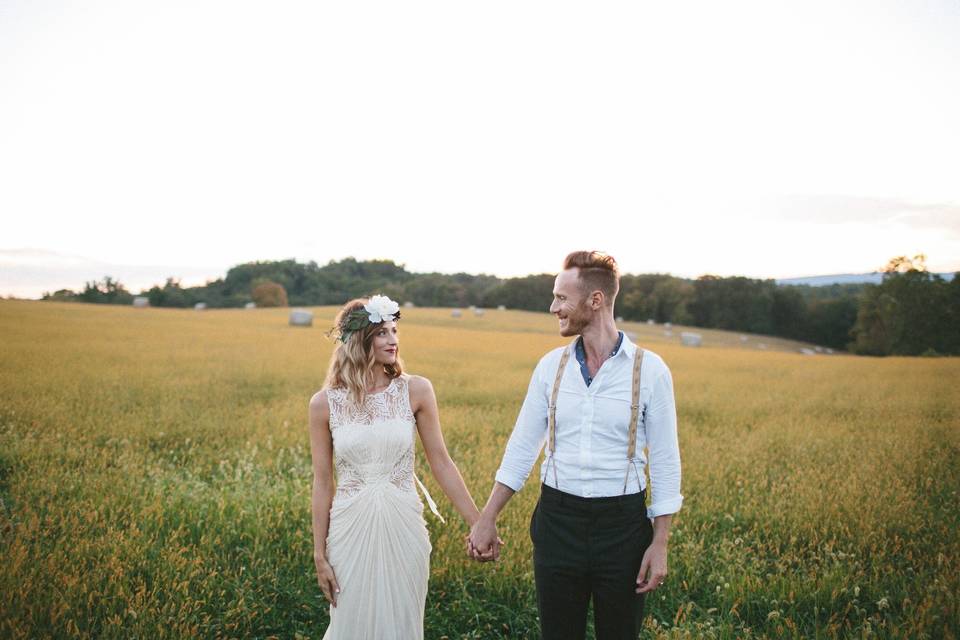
314,553,341,607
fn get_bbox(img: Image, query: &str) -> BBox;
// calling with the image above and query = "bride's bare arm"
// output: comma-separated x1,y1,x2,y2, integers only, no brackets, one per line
409,376,482,527
308,391,340,606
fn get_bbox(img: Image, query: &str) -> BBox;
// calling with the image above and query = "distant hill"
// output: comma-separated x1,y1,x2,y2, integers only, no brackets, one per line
777,272,956,287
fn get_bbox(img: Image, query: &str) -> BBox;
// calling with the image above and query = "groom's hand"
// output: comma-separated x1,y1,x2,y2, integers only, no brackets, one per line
635,539,668,594
467,515,501,562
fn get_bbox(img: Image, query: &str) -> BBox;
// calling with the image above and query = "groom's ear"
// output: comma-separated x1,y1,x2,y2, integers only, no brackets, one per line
590,290,605,309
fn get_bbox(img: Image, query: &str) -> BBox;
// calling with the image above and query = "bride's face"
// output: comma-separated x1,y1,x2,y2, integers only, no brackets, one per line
370,321,399,365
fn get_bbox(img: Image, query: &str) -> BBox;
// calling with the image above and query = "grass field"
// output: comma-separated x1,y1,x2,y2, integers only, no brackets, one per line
0,300,957,639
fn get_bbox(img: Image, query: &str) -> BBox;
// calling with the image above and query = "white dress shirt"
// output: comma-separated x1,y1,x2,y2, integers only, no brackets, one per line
495,334,683,519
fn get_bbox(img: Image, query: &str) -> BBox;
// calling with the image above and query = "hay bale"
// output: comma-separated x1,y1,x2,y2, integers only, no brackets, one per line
740,335,749,342
664,322,672,330
132,296,149,308
800,348,816,356
497,305,506,311
194,302,207,311
289,309,313,327
451,309,462,318
615,316,624,322
647,319,655,325
473,308,485,317
404,301,415,308
244,302,256,309
680,332,702,347
826,348,834,355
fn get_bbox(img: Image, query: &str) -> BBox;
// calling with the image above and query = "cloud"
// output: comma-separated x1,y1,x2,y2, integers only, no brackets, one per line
763,196,960,235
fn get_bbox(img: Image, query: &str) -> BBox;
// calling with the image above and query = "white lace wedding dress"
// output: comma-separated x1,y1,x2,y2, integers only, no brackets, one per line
322,375,432,639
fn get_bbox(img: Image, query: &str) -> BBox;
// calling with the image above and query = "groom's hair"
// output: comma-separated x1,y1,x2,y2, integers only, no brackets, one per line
563,251,619,307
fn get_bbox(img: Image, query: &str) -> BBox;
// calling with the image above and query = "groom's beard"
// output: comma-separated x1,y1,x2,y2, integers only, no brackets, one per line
559,301,592,337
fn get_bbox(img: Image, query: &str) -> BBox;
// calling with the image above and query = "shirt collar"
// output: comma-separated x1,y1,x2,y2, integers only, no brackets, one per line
618,331,637,358
574,330,629,362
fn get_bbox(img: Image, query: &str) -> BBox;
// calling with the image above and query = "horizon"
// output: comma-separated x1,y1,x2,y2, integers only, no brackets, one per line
2,247,954,300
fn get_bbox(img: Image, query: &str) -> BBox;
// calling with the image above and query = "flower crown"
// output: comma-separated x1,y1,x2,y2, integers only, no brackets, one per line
328,295,401,343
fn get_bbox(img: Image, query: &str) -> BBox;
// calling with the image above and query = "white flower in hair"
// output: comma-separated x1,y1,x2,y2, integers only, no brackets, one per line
364,295,400,323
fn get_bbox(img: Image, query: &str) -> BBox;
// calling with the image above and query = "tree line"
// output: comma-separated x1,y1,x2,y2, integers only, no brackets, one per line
42,255,958,356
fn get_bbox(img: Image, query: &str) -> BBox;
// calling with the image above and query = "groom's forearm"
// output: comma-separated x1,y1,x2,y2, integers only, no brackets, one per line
479,481,516,522
651,513,673,546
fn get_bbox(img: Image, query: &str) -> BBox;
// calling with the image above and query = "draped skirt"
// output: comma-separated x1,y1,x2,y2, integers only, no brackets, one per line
322,483,431,639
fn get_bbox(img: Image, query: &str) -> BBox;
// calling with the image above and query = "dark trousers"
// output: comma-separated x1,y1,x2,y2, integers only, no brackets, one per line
531,483,653,640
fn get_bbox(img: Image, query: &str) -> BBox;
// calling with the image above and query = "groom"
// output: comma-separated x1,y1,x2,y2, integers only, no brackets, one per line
469,251,683,640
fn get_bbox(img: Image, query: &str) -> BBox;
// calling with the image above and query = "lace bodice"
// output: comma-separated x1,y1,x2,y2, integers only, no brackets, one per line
327,376,417,500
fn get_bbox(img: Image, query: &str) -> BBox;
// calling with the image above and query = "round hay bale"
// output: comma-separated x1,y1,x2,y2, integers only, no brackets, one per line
244,302,256,309
194,302,207,311
132,296,149,308
680,332,702,347
289,309,314,327
451,309,463,318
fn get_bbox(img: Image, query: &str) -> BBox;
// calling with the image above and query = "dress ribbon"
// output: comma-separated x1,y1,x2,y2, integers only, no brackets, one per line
414,474,446,523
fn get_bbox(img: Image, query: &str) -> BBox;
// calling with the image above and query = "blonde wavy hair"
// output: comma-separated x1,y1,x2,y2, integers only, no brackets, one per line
324,298,404,405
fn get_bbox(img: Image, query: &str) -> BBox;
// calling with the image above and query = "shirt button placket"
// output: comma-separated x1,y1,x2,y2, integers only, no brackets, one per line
581,394,594,497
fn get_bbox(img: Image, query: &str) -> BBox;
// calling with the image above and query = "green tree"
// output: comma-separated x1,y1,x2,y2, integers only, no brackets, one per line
850,256,958,355
146,278,189,308
689,276,775,334
481,274,554,311
78,276,133,305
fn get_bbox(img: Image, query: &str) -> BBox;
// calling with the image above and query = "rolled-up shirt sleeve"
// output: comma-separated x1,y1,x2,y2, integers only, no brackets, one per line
494,357,550,492
645,365,683,518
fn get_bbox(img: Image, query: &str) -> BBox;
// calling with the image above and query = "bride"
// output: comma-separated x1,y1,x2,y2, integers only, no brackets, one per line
309,295,487,639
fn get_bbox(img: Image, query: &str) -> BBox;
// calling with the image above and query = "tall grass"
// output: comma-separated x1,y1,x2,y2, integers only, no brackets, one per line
0,300,957,639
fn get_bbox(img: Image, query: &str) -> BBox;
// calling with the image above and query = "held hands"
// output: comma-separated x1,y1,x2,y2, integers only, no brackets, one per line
466,515,504,562
314,552,341,607
635,539,668,594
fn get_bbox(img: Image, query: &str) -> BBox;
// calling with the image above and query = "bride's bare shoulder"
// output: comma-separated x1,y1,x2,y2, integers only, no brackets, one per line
406,374,432,391
405,375,435,402
309,389,330,418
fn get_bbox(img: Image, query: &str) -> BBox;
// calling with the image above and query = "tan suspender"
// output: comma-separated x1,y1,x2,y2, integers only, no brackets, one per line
624,348,645,494
546,344,646,497
545,347,570,488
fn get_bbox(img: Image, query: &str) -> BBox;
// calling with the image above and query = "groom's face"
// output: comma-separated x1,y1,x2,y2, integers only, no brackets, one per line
550,269,593,337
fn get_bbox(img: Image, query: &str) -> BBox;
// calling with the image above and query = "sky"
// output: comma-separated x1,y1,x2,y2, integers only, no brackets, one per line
2,0,959,298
